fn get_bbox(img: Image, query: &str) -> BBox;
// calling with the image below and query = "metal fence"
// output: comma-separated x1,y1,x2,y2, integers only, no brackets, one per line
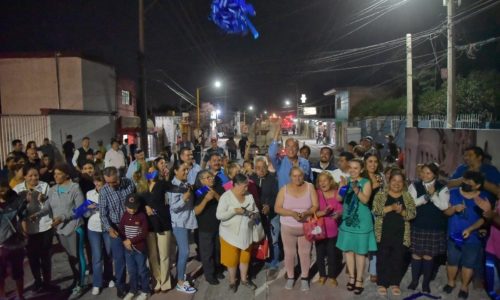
0,115,50,169
416,113,489,129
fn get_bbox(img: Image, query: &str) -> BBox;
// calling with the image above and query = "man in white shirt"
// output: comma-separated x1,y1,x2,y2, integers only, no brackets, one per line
104,139,126,176
331,151,354,183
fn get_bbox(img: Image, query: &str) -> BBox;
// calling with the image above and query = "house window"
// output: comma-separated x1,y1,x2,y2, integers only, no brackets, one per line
121,90,130,105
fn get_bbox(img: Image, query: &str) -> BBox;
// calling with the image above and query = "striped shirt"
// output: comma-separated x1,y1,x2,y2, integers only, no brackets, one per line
99,178,135,232
119,211,148,252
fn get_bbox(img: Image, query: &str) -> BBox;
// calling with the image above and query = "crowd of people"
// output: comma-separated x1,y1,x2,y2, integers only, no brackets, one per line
0,124,499,300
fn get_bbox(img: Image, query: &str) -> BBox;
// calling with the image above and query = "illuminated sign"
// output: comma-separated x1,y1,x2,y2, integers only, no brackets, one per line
303,107,317,116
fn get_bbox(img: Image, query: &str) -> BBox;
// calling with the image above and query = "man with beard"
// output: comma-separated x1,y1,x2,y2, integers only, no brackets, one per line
179,147,202,185
311,147,336,183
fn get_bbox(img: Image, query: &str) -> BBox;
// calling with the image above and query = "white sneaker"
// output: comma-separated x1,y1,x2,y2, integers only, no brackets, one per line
123,292,135,300
175,281,197,294
136,292,148,300
108,280,115,288
300,279,310,292
92,287,100,295
285,279,294,290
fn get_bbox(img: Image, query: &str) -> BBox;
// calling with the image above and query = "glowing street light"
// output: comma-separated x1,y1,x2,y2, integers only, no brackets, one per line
197,80,223,128
285,100,291,106
263,110,268,114
249,105,254,111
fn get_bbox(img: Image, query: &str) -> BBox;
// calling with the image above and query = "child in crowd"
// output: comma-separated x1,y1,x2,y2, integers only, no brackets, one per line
243,160,254,176
119,194,150,300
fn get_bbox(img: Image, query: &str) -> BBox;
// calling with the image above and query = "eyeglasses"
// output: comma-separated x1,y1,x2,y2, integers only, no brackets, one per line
202,176,214,180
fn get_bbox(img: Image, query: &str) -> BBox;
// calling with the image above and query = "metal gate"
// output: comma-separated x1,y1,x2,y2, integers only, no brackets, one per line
0,115,50,169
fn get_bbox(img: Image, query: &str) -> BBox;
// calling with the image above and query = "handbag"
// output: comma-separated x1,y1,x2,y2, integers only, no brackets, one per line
253,238,269,260
252,220,266,243
303,213,327,242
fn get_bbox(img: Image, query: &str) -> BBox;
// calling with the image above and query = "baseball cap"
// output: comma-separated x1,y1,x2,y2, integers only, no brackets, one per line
125,194,141,210
363,136,373,142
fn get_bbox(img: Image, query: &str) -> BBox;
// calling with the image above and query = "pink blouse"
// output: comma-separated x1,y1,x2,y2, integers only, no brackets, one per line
486,202,500,259
317,189,343,238
281,184,312,228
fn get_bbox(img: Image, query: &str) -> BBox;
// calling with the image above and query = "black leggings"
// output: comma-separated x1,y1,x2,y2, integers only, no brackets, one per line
27,229,54,285
377,238,408,287
315,237,342,278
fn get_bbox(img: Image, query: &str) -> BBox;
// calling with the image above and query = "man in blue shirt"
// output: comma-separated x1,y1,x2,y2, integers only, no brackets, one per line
179,147,202,185
268,118,312,189
444,171,487,299
125,149,146,180
99,167,136,298
449,146,500,202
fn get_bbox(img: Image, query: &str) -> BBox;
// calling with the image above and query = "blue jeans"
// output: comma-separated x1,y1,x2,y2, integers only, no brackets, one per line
172,227,189,282
88,230,112,288
369,254,377,276
267,215,281,269
125,249,150,294
105,231,126,290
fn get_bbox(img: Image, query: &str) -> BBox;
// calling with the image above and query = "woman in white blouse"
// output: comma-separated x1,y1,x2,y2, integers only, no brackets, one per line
14,165,52,292
407,162,449,293
216,173,259,293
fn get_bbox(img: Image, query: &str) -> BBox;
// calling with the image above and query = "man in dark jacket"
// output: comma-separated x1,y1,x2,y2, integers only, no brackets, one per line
311,147,336,183
250,156,279,278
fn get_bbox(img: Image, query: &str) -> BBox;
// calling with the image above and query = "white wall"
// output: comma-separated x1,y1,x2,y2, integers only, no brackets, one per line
81,59,116,112
49,114,116,150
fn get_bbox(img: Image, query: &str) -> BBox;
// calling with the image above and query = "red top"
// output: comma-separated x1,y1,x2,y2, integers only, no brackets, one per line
119,211,149,252
317,189,343,238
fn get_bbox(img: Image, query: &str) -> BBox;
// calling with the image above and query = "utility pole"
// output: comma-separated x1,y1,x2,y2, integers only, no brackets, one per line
445,0,456,128
138,0,149,155
406,33,413,128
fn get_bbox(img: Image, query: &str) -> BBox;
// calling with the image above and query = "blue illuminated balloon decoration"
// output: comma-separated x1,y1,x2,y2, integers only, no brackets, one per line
209,0,259,39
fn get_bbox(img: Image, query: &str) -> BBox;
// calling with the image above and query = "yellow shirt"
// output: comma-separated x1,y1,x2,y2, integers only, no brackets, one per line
9,178,23,189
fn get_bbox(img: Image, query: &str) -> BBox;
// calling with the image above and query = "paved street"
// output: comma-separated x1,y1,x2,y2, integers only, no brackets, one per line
3,136,491,300
5,241,490,300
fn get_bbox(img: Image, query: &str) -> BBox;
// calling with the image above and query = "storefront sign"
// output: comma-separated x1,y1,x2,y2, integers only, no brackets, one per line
303,107,317,116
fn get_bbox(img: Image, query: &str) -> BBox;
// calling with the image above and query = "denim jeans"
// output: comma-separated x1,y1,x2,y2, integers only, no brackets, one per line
369,254,377,276
125,249,150,294
267,215,281,269
88,230,113,288
105,231,126,290
172,227,190,282
198,231,221,281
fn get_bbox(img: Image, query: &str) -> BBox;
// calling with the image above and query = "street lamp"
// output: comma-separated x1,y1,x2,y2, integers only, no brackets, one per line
300,94,307,104
243,105,254,124
196,80,222,128
285,100,291,106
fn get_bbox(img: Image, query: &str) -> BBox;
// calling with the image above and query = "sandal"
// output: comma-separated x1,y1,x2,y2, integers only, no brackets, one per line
329,278,338,287
346,277,355,291
353,280,364,295
391,286,401,296
377,286,387,296
318,277,326,285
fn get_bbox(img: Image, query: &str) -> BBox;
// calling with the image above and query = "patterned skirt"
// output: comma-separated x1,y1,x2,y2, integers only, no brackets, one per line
410,227,447,257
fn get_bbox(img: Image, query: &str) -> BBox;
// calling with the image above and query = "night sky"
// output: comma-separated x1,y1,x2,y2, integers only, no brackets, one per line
1,0,499,114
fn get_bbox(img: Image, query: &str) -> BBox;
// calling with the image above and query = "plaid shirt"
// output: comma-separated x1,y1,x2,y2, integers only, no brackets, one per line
99,178,135,232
